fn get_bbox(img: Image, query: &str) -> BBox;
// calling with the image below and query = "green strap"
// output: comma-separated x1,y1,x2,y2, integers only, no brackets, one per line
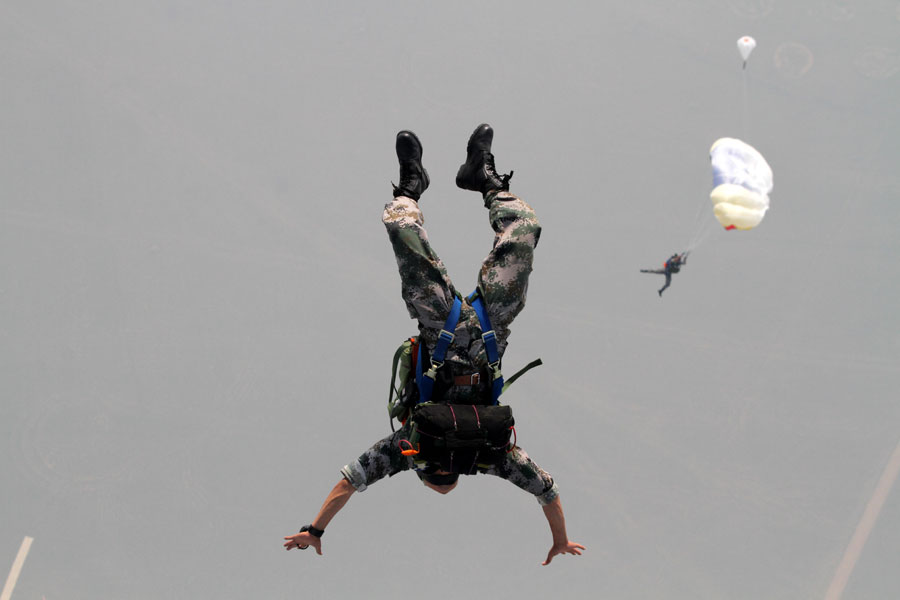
388,342,407,405
501,358,543,393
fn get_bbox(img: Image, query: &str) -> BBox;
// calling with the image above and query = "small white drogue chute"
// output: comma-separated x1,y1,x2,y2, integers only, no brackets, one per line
709,138,772,231
737,36,756,69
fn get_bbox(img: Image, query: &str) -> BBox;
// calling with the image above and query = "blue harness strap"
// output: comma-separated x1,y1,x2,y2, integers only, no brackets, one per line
468,290,504,405
416,296,462,405
414,291,506,406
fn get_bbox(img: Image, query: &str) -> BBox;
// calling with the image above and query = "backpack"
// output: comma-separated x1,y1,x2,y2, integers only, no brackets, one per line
386,290,542,467
387,336,421,430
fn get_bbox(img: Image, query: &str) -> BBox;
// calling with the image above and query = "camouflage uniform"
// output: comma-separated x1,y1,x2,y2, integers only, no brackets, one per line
382,191,540,370
341,423,559,505
340,191,558,505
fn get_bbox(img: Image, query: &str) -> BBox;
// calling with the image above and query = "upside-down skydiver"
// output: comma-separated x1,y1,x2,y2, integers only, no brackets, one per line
641,252,688,297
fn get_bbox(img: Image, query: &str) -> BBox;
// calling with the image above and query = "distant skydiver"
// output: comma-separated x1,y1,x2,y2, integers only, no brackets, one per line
282,124,584,566
641,252,688,296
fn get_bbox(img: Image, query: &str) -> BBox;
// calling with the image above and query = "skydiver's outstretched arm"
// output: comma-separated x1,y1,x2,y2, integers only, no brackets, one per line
480,446,584,564
283,478,356,555
284,428,417,554
542,496,586,566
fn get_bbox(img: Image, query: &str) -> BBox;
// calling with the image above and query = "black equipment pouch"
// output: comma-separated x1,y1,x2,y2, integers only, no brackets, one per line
404,403,515,474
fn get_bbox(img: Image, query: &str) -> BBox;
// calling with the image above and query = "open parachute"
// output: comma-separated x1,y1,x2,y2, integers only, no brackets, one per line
709,138,773,230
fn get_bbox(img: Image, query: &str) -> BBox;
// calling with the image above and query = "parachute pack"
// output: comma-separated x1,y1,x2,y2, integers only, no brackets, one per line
400,403,516,474
386,289,541,472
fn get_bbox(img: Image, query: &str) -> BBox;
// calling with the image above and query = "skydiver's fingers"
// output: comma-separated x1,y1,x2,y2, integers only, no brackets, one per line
283,534,308,550
542,542,585,565
542,546,561,565
301,537,323,555
283,534,322,554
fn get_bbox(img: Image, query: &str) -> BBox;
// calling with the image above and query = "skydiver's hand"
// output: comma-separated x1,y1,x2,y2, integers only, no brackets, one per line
542,540,585,565
283,532,322,555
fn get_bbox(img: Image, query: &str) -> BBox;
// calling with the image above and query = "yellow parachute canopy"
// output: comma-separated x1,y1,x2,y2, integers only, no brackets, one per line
709,138,773,230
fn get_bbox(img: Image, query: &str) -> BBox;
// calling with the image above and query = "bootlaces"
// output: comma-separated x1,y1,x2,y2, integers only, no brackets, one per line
393,162,420,192
485,154,513,189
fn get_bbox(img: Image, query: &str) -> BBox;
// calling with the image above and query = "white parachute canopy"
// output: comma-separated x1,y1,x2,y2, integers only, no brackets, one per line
709,138,773,230
737,36,756,67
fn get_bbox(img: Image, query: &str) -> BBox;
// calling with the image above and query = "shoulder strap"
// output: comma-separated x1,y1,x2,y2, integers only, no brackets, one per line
388,340,409,407
467,290,504,405
415,296,463,405
388,336,419,432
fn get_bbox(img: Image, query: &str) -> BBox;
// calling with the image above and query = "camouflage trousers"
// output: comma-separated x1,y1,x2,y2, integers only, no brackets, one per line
381,191,542,371
338,192,557,505
341,423,559,505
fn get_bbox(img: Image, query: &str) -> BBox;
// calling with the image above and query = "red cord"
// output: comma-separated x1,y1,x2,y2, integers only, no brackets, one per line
398,439,420,456
507,426,517,452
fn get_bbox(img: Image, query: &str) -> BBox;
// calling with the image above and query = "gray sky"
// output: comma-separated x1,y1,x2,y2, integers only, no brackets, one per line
2,1,899,598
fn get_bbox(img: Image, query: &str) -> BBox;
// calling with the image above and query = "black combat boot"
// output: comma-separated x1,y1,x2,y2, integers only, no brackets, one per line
392,130,429,201
455,123,513,197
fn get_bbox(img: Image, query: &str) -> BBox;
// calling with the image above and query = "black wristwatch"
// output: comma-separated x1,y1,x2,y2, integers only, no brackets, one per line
296,524,325,550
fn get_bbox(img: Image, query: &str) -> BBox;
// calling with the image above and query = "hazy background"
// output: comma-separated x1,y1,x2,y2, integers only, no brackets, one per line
2,1,899,598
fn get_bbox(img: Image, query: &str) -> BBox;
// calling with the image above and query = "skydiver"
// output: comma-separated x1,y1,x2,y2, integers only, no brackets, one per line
282,124,584,566
641,252,688,296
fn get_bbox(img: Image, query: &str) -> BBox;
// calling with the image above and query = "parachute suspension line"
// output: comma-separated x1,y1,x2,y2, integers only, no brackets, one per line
686,175,716,253
736,36,756,139
687,187,709,250
741,68,752,140
687,210,714,253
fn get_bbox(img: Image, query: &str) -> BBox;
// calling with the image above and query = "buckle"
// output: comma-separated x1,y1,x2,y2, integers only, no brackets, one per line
453,372,481,386
425,360,443,380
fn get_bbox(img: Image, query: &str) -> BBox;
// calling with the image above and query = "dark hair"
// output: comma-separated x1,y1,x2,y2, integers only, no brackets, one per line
423,472,459,486
416,464,460,487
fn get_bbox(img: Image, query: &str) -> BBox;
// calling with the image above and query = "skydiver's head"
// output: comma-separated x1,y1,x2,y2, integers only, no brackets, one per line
417,466,459,494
